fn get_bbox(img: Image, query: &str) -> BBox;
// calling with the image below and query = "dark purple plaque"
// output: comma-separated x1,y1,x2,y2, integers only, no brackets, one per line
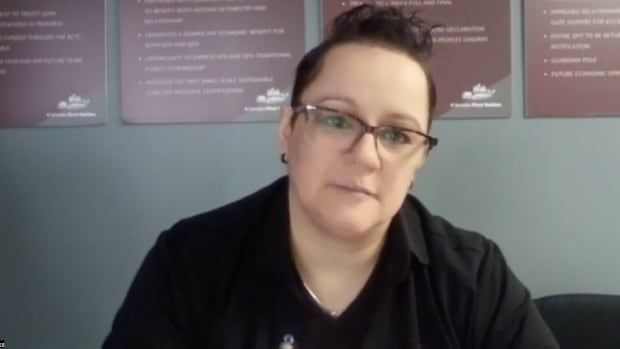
322,0,512,119
0,1,106,128
525,0,620,118
120,0,305,124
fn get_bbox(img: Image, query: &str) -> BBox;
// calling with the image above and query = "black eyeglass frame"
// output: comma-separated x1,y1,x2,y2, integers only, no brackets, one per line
291,103,439,154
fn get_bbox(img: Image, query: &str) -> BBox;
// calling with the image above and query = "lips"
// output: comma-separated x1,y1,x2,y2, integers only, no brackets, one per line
331,183,376,197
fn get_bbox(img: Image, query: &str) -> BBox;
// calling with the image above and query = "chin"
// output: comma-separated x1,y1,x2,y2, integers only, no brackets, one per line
319,206,381,240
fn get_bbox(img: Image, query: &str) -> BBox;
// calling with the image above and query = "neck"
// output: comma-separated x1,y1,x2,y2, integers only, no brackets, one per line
288,189,388,272
287,188,389,313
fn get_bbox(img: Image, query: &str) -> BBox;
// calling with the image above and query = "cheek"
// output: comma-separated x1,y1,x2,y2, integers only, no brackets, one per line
287,136,334,195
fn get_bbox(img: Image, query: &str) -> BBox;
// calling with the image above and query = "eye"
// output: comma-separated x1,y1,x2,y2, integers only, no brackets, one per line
378,127,411,145
318,113,353,130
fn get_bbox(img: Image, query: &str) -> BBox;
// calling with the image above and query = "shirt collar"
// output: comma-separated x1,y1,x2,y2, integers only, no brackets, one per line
395,196,431,265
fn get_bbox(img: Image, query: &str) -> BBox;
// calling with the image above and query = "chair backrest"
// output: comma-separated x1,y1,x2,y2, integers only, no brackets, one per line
534,294,620,349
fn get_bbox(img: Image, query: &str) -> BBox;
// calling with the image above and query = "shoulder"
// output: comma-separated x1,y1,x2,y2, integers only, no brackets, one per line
406,197,559,348
405,196,527,343
406,195,504,286
155,177,287,265
411,196,494,257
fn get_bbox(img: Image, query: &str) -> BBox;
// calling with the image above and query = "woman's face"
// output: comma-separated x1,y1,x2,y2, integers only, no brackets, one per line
279,43,431,241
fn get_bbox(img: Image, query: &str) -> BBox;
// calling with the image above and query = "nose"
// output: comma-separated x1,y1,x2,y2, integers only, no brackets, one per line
346,132,382,171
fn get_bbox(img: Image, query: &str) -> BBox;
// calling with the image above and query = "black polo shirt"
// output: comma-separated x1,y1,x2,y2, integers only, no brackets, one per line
103,176,559,348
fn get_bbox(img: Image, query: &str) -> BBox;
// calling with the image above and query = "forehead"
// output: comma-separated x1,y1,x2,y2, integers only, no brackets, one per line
300,43,430,128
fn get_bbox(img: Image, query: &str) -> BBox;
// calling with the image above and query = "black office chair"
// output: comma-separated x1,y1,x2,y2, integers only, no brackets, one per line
534,294,620,349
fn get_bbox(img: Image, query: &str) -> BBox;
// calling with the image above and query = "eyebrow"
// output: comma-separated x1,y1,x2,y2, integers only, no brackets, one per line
313,94,358,107
383,113,423,131
311,94,424,131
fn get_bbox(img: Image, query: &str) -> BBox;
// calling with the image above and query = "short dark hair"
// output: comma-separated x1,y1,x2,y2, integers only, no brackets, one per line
290,4,438,130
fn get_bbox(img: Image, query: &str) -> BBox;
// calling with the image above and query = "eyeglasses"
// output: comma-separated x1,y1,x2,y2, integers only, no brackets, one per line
292,103,438,161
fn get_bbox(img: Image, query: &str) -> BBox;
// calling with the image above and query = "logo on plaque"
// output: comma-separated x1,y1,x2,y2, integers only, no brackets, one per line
256,87,289,105
462,83,496,101
57,94,91,111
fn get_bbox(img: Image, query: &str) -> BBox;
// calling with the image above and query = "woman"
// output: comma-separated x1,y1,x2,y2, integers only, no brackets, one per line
104,5,558,348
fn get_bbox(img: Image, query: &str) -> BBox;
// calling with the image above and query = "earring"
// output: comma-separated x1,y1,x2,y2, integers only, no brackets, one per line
280,153,288,164
409,181,414,190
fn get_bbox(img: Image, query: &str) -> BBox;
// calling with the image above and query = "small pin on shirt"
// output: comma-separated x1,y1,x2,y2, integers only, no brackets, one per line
279,334,295,349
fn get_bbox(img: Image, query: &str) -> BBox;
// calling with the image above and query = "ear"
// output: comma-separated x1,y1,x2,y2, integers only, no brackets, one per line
278,106,294,155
